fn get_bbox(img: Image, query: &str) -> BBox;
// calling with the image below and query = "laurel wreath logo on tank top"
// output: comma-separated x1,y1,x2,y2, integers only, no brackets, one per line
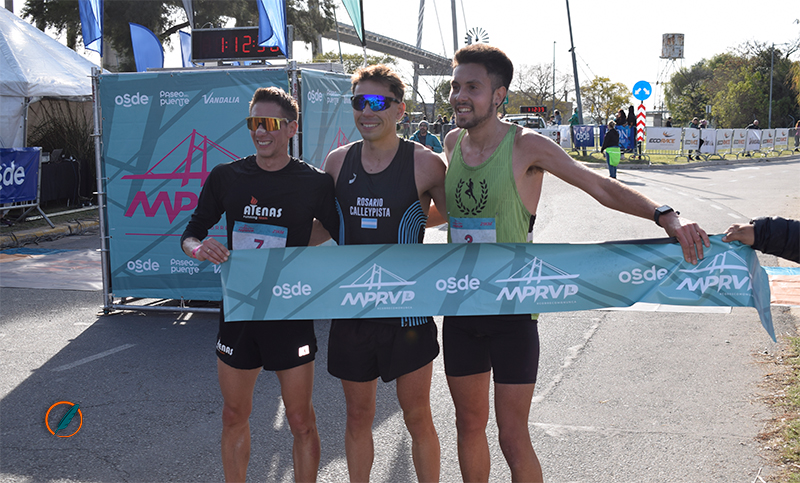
455,178,488,215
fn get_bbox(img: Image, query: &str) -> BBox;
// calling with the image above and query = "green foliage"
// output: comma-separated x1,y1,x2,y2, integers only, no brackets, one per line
580,77,631,125
313,51,396,74
665,43,800,128
288,0,335,58
433,80,453,119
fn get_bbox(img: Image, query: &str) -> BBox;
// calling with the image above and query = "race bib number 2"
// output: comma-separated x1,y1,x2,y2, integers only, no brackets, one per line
450,217,496,243
232,221,288,250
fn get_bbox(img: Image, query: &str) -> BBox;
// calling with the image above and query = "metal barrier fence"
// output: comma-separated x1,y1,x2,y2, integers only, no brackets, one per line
644,127,795,162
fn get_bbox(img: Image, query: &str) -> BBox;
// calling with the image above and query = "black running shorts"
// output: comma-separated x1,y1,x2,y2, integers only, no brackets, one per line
327,319,440,383
216,313,317,371
443,314,539,384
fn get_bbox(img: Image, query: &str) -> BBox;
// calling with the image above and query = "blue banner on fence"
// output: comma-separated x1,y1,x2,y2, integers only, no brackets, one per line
220,235,774,340
100,69,287,299
619,126,634,150
572,125,594,148
0,147,40,204
300,69,360,169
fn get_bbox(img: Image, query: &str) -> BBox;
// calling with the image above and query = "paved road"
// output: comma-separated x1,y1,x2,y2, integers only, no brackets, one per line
1,158,798,482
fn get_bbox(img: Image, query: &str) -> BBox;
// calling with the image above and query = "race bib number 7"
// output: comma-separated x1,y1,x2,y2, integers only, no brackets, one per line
232,221,288,250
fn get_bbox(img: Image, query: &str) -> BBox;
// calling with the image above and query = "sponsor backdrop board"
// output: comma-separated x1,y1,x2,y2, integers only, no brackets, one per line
221,236,774,340
100,69,287,300
300,69,360,169
645,127,683,152
0,147,40,204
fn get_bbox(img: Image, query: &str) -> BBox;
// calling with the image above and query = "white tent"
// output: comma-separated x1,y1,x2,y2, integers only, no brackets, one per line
0,7,98,148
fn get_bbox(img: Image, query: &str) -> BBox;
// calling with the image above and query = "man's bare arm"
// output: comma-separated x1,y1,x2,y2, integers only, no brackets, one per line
524,132,710,264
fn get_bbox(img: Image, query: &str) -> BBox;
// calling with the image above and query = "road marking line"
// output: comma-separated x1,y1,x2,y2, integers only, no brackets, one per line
728,213,743,219
52,344,136,372
710,204,723,210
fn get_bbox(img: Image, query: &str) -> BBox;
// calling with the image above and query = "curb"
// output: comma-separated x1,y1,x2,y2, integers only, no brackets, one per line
580,153,800,170
0,219,100,249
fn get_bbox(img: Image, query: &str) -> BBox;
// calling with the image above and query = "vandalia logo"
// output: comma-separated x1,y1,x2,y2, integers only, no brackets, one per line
45,401,83,438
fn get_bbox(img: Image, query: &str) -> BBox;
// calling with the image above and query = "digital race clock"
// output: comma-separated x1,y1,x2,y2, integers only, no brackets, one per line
191,27,285,62
520,106,547,114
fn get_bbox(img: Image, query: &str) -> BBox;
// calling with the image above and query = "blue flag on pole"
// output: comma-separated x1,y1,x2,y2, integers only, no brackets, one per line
341,0,365,46
257,0,287,56
129,23,164,72
78,0,103,56
179,31,192,67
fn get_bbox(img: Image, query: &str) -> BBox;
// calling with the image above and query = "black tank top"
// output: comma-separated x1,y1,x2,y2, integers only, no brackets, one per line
335,139,426,245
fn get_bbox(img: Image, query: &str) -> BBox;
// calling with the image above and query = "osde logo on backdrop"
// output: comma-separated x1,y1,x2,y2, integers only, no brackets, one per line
115,92,150,107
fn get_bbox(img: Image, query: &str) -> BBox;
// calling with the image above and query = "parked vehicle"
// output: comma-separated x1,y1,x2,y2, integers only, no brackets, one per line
503,114,547,129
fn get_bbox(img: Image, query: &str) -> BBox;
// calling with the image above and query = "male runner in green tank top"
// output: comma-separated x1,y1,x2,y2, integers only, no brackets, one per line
442,44,711,483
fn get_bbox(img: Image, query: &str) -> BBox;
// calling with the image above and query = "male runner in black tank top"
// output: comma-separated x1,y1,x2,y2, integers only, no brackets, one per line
321,65,447,483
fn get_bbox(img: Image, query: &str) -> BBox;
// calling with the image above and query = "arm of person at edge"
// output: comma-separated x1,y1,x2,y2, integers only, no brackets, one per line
444,126,710,265
412,143,447,227
723,217,800,263
526,129,709,264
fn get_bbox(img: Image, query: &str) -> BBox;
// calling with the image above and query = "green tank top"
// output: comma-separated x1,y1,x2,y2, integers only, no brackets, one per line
446,124,532,244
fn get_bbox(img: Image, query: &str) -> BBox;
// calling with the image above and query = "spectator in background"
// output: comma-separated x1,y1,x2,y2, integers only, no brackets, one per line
600,120,619,178
687,117,700,160
723,217,799,263
665,116,673,127
554,109,562,125
401,112,411,139
746,119,760,130
410,120,444,153
626,106,635,129
568,108,579,148
794,120,800,152
614,109,627,127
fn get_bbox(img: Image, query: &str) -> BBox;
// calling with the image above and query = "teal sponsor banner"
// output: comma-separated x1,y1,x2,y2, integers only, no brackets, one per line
300,69,360,168
100,69,287,299
221,235,775,340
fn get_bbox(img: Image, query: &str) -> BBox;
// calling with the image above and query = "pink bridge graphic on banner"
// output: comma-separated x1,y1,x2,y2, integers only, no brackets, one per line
320,128,350,170
121,129,240,223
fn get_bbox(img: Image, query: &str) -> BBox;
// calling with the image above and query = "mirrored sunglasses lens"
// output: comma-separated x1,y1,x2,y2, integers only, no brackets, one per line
352,95,390,111
247,117,283,131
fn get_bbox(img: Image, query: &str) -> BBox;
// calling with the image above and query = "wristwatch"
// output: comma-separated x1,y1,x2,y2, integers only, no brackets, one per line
654,205,679,227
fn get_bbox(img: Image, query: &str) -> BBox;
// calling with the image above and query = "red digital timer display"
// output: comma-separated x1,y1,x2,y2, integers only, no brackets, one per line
520,106,547,114
191,27,285,62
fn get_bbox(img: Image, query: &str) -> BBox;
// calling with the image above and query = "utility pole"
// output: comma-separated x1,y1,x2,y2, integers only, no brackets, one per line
566,0,583,124
451,0,458,54
552,41,556,114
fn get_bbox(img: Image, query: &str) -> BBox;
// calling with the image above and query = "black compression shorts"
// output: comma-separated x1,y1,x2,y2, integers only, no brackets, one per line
443,314,539,384
327,319,440,383
216,313,317,371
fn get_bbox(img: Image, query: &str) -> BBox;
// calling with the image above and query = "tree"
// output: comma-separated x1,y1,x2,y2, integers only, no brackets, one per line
313,51,395,74
510,63,572,112
664,42,800,128
580,77,630,125
664,61,712,126
288,0,334,59
21,0,334,72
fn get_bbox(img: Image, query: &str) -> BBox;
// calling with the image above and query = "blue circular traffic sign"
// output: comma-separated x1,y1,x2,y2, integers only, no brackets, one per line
632,81,652,101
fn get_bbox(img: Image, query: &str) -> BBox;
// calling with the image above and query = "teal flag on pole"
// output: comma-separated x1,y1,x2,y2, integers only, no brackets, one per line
341,0,365,46
220,236,775,341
